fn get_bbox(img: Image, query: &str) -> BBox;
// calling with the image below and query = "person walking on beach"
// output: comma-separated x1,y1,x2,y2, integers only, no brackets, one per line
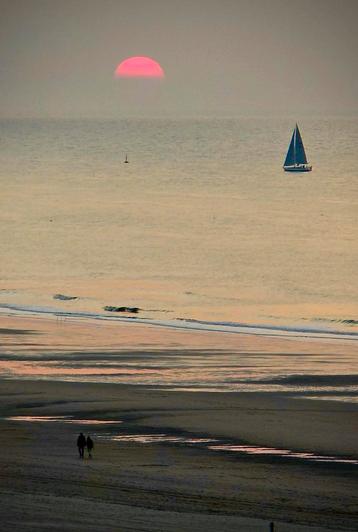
86,435,94,459
77,432,86,459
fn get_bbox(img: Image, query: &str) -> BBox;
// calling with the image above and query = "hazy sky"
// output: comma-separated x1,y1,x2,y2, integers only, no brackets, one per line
0,0,357,118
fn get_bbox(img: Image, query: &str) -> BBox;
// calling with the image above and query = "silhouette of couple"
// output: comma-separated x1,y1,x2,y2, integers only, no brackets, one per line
77,433,94,459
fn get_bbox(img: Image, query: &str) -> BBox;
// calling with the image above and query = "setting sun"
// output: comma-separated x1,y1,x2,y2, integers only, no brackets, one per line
114,56,164,78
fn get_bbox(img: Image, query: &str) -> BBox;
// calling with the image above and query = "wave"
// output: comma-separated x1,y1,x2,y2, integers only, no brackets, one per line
177,317,358,337
311,317,358,326
0,302,357,342
53,294,78,301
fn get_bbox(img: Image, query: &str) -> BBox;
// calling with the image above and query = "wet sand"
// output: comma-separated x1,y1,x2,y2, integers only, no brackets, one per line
1,314,357,530
0,378,357,531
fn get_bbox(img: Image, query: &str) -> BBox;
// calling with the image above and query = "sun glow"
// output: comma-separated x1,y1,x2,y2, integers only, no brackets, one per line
115,56,164,78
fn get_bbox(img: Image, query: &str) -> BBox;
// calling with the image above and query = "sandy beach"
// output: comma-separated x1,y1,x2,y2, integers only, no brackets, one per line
1,314,357,530
0,375,357,531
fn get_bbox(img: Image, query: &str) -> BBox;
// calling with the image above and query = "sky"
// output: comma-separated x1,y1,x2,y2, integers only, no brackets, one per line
0,0,357,118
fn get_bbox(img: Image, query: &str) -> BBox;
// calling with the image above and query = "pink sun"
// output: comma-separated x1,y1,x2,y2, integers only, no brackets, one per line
115,56,164,79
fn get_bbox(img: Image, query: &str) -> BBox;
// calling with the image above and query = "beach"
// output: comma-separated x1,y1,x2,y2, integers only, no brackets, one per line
1,2,358,529
2,0,358,526
1,316,357,531
1,379,357,531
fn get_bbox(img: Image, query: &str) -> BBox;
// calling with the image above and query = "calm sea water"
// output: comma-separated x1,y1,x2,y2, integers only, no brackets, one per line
1,118,357,330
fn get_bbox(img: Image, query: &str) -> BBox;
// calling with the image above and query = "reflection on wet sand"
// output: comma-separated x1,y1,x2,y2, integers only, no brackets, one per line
1,314,357,400
107,434,358,465
102,433,358,465
9,414,356,466
6,416,121,425
208,444,358,465
109,434,216,444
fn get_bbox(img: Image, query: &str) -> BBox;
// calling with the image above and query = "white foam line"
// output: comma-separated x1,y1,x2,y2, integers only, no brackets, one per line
0,303,356,342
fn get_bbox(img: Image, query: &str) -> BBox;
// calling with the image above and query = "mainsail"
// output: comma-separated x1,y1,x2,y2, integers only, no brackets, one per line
284,124,308,166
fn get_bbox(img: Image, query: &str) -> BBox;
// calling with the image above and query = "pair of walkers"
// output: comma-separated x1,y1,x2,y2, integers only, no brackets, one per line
77,433,94,459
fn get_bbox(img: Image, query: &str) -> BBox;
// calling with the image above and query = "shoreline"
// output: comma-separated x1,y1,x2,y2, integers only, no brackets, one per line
1,312,358,399
1,303,358,341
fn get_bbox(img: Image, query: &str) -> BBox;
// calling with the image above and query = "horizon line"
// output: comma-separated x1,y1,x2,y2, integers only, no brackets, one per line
1,112,358,121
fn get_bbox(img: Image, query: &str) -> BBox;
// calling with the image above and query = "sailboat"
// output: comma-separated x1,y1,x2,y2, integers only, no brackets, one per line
283,124,312,172
124,154,129,163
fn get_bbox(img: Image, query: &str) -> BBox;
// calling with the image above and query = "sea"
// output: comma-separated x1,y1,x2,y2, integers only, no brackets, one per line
1,117,357,397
